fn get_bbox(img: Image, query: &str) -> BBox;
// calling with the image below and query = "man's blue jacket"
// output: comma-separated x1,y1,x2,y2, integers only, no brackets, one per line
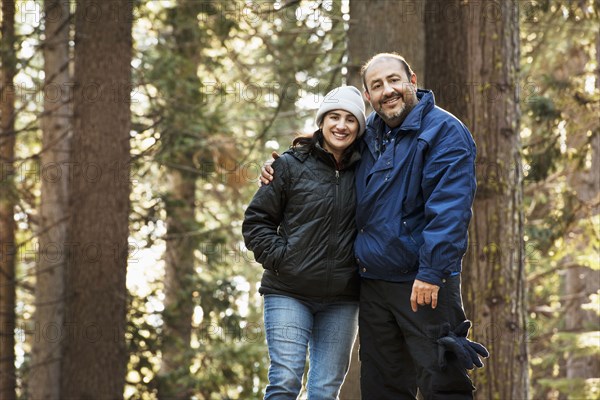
354,89,477,287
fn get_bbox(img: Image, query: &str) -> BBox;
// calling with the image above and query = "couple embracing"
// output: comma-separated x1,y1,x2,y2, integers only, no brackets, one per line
243,53,488,400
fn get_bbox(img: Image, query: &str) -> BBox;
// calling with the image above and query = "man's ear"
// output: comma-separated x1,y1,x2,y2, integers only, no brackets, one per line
364,89,371,102
411,73,417,86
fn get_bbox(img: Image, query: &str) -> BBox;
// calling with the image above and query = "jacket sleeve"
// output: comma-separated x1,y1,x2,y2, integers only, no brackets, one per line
242,156,289,271
416,124,477,286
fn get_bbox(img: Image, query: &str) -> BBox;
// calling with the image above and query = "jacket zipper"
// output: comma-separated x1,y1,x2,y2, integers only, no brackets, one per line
403,220,418,246
326,170,340,296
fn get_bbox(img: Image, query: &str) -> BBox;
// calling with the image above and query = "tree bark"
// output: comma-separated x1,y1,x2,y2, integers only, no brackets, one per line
426,1,528,398
60,0,132,397
29,1,71,398
347,0,426,91
0,1,17,398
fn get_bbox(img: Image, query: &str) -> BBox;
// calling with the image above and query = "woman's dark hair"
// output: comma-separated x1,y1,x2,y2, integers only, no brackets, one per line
291,129,358,168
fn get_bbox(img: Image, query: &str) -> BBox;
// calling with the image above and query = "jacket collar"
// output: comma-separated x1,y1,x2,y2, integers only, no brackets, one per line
285,140,361,170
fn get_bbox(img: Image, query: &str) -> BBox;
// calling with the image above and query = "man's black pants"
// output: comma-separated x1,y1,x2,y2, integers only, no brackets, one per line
359,277,475,400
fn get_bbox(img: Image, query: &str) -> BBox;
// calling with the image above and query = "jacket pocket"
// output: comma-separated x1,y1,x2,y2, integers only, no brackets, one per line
266,241,287,274
393,237,420,273
358,222,419,275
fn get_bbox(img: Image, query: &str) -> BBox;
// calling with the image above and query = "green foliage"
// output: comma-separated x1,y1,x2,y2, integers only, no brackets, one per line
538,377,600,400
527,95,561,121
193,272,268,399
521,1,600,398
125,290,162,399
140,1,232,166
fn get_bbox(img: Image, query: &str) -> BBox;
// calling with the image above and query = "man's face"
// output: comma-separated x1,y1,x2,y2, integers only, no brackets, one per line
364,58,418,128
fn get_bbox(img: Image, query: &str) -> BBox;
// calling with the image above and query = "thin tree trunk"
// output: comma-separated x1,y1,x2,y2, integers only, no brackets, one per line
563,28,600,386
29,1,71,398
0,1,17,398
60,0,132,397
157,168,196,399
564,264,597,380
426,1,528,398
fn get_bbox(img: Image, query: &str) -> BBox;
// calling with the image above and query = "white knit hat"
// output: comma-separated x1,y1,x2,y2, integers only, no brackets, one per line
315,86,366,136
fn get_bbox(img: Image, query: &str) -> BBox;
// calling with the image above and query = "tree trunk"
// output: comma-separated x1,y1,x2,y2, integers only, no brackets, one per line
60,0,132,397
150,2,206,398
426,1,528,398
0,1,17,398
564,264,598,379
157,168,197,399
563,27,600,388
29,1,71,398
344,2,426,398
347,0,426,91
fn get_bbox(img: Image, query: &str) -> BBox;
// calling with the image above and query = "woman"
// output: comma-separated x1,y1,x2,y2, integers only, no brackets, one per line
242,86,366,400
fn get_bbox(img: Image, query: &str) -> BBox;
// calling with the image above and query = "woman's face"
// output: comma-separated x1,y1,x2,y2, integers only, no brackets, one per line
320,110,359,157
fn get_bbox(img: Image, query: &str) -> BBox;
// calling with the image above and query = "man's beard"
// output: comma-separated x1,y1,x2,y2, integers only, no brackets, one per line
378,96,416,127
381,104,409,125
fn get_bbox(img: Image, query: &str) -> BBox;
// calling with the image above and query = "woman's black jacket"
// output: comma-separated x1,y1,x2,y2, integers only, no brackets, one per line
242,143,360,301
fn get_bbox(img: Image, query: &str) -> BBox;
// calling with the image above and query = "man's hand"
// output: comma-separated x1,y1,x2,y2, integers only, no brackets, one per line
259,151,279,186
410,279,440,312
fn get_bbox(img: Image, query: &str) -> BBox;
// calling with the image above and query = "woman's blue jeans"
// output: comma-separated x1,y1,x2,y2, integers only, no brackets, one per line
263,294,359,400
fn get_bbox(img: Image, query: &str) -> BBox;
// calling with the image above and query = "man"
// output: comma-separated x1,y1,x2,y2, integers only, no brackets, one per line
261,53,488,399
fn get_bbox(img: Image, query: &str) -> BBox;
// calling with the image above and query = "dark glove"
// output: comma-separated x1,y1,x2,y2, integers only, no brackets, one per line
437,320,489,370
